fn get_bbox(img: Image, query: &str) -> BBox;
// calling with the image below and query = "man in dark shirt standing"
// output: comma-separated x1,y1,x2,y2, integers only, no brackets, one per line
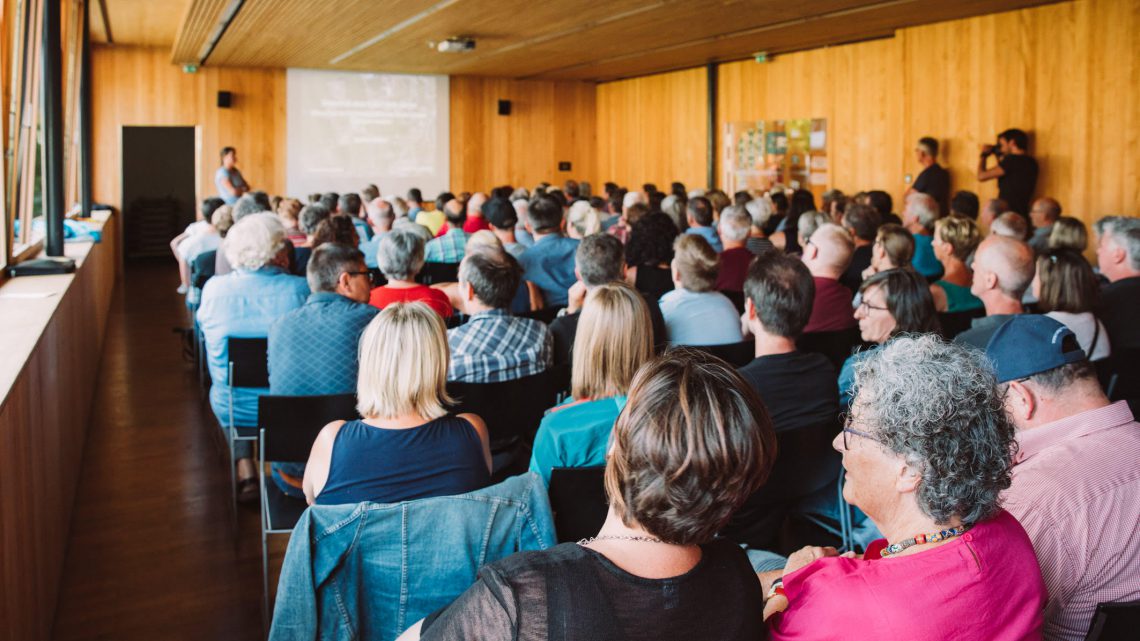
977,128,1039,217
908,137,950,212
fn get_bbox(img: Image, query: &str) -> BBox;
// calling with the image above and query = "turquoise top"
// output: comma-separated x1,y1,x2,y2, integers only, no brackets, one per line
528,396,627,485
935,279,984,313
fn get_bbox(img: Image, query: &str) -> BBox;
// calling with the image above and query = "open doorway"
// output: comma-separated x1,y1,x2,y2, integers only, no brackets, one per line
121,126,197,258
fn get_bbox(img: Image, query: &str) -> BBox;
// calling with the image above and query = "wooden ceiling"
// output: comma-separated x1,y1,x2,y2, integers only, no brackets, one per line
96,0,1062,82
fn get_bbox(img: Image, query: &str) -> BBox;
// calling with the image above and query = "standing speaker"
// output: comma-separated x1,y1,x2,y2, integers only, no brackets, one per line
497,99,511,116
217,91,233,108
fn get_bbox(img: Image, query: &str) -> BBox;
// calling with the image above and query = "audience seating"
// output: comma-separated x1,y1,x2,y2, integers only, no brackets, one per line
721,290,746,314
798,328,864,371
548,466,608,543
522,307,560,324
257,393,359,626
688,340,754,367
191,250,216,290
226,337,269,513
417,262,459,284
1084,600,1140,641
938,308,986,341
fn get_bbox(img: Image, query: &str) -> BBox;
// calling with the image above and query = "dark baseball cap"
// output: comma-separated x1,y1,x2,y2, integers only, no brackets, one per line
482,196,517,230
985,315,1086,383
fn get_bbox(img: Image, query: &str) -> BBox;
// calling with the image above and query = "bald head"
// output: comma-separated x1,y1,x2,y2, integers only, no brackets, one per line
467,192,487,217
973,235,1035,302
1029,197,1061,228
990,212,1028,240
804,223,855,278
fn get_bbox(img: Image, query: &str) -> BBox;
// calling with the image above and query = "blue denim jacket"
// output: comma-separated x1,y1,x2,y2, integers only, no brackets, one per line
269,473,556,641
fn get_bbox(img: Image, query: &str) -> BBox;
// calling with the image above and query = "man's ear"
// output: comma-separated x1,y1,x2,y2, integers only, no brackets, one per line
1006,380,1036,423
745,297,758,322
337,270,353,292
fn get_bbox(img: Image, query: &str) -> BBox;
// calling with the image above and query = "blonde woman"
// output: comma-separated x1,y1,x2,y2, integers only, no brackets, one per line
1047,216,1089,253
528,281,653,485
302,302,491,505
929,216,984,312
567,200,603,239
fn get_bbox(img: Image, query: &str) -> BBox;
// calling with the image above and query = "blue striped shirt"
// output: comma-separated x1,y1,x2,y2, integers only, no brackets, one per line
447,309,553,383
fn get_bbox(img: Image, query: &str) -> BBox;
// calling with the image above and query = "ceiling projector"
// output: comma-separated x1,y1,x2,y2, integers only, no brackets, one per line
436,37,476,53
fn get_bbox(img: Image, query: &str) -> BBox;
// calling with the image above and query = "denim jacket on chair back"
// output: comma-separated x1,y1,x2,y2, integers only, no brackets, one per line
269,473,556,641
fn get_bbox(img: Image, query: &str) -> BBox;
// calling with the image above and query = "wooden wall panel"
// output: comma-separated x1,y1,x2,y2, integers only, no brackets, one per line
91,45,286,211
449,76,597,194
596,67,707,192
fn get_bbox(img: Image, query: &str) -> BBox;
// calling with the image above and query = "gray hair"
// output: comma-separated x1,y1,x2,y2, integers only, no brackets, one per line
851,335,1017,526
232,194,267,222
576,233,625,287
377,228,425,281
718,205,752,243
797,210,831,242
905,193,940,232
1094,216,1140,270
299,204,331,235
306,242,365,293
745,196,774,230
223,212,287,270
990,212,1028,240
660,194,686,231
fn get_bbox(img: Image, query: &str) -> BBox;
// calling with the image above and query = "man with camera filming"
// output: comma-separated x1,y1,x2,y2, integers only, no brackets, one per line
977,128,1038,217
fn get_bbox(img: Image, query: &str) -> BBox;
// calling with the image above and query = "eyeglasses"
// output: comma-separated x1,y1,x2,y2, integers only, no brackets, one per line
841,412,877,450
856,299,889,314
345,270,376,285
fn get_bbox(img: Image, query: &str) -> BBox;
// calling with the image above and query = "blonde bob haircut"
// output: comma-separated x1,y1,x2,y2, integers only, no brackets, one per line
356,302,453,420
935,215,981,262
571,281,654,400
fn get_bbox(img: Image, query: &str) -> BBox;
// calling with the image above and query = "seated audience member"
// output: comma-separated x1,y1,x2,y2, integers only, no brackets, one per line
980,198,1010,229
359,198,394,268
901,192,943,278
684,196,723,252
728,253,840,547
550,234,666,366
929,216,984,313
604,191,644,238
461,192,489,234
1094,216,1140,349
483,196,525,257
339,192,370,242
311,215,360,252
567,200,603,239
303,303,491,505
864,189,901,226
990,210,1029,240
660,193,687,231
297,203,330,248
764,335,1046,639
794,211,832,256
706,189,731,216
425,198,469,263
1027,197,1061,254
1047,216,1088,252
197,213,310,500
267,243,378,499
626,212,679,302
448,250,552,383
839,203,881,292
771,189,818,254
370,229,453,318
519,194,580,308
1032,249,1110,361
529,282,653,484
820,188,846,223
839,268,940,404
950,190,980,220
715,205,755,293
277,198,306,244
172,197,225,293
800,223,857,334
861,223,915,280
659,234,743,346
986,316,1140,641
744,196,776,256
412,193,448,237
406,188,424,220
955,235,1035,348
512,197,535,247
409,350,775,640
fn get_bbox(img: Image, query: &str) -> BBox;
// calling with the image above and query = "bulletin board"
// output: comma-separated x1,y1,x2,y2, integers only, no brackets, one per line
723,119,828,198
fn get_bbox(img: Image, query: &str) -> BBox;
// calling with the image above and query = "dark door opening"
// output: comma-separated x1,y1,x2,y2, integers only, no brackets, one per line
121,126,196,258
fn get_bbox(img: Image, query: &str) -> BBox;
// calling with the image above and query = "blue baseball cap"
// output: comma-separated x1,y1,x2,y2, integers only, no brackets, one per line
985,315,1087,383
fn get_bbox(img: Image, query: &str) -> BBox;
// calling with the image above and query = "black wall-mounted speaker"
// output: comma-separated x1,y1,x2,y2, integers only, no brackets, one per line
217,91,233,108
497,99,511,116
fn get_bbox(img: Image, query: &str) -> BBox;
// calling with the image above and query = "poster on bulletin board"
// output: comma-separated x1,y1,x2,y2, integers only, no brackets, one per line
723,118,828,199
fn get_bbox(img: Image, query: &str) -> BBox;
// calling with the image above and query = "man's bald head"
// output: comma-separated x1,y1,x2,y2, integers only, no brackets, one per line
973,235,1035,300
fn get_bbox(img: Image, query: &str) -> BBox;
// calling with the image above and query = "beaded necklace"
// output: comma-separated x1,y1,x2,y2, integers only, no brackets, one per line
880,524,971,557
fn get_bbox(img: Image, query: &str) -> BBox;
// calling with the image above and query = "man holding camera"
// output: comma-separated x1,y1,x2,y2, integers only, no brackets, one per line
977,128,1038,217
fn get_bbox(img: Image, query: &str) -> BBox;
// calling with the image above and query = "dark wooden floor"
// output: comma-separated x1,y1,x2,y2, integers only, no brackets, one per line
52,260,284,641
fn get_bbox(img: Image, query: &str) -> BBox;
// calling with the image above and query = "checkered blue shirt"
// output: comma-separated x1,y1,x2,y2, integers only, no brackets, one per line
447,309,553,383
424,227,468,263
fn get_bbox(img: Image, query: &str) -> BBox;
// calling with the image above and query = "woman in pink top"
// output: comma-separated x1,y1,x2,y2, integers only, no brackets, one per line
764,335,1046,640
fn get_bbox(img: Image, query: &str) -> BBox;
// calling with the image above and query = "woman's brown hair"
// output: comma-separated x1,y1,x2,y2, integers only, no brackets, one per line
1036,249,1099,314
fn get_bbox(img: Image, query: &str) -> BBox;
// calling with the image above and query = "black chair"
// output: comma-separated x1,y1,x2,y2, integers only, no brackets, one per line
937,308,985,340
548,466,608,543
522,307,561,325
257,393,358,625
225,337,269,512
417,262,459,284
798,327,864,371
721,290,746,314
688,340,755,367
1084,600,1140,641
367,268,388,287
191,249,216,289
1101,347,1140,404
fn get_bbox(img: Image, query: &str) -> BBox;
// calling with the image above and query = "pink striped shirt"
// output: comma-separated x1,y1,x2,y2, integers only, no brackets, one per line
1003,400,1140,641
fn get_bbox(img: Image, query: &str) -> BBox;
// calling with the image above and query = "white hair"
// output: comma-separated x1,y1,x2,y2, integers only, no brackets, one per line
1095,216,1140,270
905,193,940,232
718,205,751,243
568,200,603,237
622,191,646,210
687,189,706,199
745,196,774,230
223,212,287,270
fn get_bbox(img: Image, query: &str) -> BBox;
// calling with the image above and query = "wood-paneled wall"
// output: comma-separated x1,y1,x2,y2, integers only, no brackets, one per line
448,76,596,194
91,45,285,210
596,66,708,192
0,219,118,641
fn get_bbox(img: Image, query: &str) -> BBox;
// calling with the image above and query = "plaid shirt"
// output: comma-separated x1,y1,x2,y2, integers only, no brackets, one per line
447,309,553,383
424,226,468,263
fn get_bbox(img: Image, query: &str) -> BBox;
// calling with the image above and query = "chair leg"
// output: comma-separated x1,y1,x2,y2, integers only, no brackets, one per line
260,434,271,632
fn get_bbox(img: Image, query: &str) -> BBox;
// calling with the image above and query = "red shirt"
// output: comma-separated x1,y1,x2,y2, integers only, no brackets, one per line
802,276,856,333
368,285,453,318
463,215,490,234
715,247,753,292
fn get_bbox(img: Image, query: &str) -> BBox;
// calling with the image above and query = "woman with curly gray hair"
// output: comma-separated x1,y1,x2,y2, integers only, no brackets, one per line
765,335,1046,640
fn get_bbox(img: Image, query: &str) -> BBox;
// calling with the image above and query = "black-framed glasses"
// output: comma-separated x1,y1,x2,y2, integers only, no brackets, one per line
856,299,889,314
841,426,876,450
345,270,376,285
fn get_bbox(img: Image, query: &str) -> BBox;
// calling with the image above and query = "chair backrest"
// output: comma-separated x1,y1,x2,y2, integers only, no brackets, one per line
417,262,459,285
548,466,608,543
522,307,560,325
228,337,269,387
721,289,746,314
191,250,217,289
1103,347,1140,403
751,420,842,505
1084,600,1140,641
797,327,864,370
258,394,359,462
938,308,985,340
688,340,755,367
446,368,568,448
